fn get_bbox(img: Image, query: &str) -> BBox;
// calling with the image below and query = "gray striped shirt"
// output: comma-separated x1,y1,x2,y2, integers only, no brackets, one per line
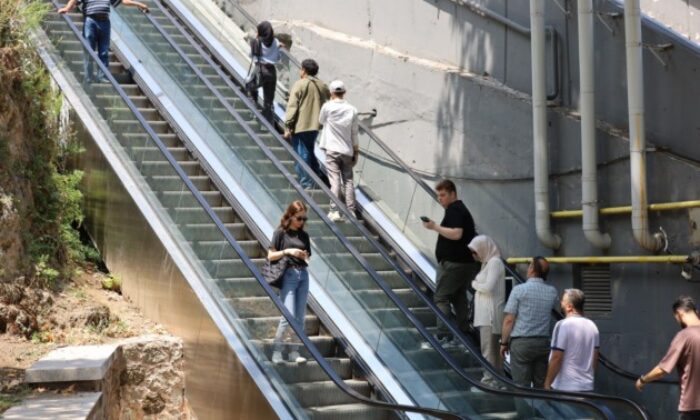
80,0,122,16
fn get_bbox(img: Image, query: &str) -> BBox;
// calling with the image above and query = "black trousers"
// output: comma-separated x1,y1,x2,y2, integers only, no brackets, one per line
246,63,277,121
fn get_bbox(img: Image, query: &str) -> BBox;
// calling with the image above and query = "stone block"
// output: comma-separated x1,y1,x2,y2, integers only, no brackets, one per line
24,345,117,384
2,392,102,419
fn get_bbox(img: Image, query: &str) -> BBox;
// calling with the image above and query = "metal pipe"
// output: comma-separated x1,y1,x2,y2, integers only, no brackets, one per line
507,255,689,264
531,0,561,249
624,0,665,252
551,200,700,219
578,0,611,249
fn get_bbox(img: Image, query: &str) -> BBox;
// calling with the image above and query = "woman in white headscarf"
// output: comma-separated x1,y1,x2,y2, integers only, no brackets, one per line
468,235,506,387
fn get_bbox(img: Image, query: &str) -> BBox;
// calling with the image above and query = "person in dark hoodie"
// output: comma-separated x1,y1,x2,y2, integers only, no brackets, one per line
246,21,281,121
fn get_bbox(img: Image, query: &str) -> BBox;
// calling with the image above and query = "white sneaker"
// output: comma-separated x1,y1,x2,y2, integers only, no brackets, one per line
271,351,283,364
288,351,307,363
327,211,345,222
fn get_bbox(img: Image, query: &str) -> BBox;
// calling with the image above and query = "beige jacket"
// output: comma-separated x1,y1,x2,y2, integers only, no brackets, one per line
284,77,330,134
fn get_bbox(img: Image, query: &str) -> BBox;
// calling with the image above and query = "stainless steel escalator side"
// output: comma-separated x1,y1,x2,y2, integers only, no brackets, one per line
109,4,636,420
35,6,467,420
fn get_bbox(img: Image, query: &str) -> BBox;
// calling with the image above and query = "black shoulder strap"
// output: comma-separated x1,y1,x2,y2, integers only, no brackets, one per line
274,229,284,251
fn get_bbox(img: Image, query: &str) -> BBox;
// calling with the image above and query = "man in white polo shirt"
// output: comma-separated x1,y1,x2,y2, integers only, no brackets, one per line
318,80,359,222
544,288,600,392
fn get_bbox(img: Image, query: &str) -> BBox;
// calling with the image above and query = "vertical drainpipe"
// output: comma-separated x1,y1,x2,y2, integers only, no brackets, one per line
531,0,561,249
623,0,664,251
578,0,612,248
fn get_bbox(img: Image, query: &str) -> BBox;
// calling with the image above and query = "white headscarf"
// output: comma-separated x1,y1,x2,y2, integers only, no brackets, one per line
468,235,501,268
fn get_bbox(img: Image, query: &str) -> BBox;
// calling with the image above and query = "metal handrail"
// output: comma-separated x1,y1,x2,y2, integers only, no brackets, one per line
47,6,464,419
140,4,632,418
503,260,676,388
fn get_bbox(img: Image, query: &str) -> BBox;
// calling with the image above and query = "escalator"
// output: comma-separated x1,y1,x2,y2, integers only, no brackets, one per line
38,2,644,419
131,0,654,418
37,7,454,420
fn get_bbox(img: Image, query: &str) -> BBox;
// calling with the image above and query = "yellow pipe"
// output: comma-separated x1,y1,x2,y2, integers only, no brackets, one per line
506,255,689,264
551,200,700,219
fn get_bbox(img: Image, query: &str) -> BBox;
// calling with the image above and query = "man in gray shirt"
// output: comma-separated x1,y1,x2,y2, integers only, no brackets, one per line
500,256,558,389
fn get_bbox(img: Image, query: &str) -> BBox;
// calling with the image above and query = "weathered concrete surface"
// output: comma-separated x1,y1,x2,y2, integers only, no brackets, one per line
117,335,195,420
2,392,103,420
25,345,118,384
640,0,700,42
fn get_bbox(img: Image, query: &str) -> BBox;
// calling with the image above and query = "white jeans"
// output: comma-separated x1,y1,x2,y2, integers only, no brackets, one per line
479,326,503,386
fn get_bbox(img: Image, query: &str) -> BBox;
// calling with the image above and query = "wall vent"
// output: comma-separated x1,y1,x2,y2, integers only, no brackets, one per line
574,264,613,316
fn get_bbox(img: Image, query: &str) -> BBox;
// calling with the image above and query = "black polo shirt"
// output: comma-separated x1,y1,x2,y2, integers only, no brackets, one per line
435,200,476,263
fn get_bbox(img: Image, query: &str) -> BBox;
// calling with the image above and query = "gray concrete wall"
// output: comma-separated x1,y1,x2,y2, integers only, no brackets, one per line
241,0,700,161
641,0,700,42
232,0,700,416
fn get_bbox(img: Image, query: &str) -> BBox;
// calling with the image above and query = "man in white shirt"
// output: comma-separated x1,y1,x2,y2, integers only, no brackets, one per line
318,80,359,222
544,288,600,392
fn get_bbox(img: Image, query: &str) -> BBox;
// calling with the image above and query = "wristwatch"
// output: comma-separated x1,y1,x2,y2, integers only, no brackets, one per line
639,375,646,384
498,338,508,348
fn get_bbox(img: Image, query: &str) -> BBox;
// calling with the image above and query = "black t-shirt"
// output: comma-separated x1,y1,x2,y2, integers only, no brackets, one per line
270,227,311,266
435,200,476,263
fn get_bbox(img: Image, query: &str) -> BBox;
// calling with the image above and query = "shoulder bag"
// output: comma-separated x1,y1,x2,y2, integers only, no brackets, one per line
261,232,288,288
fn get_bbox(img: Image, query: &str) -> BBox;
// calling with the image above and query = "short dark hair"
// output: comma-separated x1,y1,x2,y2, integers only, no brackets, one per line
564,289,585,313
435,179,456,194
672,295,697,314
531,256,550,280
301,59,319,76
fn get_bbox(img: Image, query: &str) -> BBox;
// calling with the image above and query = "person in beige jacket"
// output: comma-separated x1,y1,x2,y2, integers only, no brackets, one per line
469,235,506,388
283,59,330,189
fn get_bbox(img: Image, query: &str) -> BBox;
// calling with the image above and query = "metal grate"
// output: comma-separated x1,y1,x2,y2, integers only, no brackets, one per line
575,264,613,316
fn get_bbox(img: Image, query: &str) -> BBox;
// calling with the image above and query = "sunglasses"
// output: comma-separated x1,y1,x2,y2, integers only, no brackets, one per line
294,216,308,222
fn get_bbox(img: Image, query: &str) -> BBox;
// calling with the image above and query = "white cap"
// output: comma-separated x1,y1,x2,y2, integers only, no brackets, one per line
329,80,346,93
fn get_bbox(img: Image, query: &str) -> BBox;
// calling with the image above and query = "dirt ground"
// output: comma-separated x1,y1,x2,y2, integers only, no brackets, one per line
0,267,168,413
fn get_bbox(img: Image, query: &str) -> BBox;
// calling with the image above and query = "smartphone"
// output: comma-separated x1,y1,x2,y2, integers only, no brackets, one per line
420,216,431,223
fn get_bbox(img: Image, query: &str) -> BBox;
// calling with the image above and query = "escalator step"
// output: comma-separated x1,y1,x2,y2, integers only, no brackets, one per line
274,358,353,383
241,314,319,337
289,380,370,408
249,337,337,359
305,403,391,420
179,222,248,241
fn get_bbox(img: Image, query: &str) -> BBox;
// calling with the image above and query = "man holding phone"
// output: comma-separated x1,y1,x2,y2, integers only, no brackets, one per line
421,179,479,348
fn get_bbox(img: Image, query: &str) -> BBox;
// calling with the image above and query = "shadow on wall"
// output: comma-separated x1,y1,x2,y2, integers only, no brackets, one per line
431,0,491,178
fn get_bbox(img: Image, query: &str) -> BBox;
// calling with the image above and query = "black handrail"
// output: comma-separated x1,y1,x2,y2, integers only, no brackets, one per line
138,4,628,418
503,260,677,388
46,6,464,419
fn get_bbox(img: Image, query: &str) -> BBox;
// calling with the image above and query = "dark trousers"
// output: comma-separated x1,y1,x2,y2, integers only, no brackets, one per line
292,131,320,188
434,261,479,337
82,16,111,82
246,63,277,121
510,337,551,417
509,337,550,388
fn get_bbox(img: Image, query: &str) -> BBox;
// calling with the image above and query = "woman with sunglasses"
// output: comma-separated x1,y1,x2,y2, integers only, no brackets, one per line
268,200,312,363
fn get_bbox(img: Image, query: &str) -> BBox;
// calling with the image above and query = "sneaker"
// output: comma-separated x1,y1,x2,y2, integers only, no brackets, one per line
327,211,345,222
288,351,307,363
419,335,453,350
271,351,283,364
